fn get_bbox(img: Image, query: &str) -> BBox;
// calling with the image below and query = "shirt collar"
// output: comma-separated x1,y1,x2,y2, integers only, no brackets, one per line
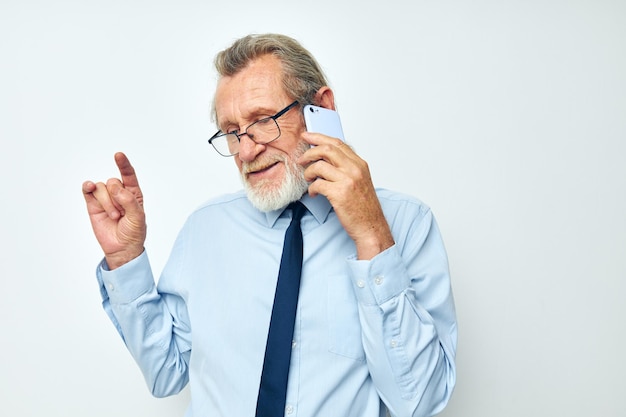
265,193,333,228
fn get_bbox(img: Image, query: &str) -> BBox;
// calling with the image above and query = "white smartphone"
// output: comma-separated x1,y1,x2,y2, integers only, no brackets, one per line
303,104,345,142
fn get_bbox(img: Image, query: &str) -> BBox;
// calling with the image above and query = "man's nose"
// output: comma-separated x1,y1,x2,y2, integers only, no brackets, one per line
237,134,265,162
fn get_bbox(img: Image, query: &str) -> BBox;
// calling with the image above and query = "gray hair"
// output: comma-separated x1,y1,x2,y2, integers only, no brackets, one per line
212,33,330,121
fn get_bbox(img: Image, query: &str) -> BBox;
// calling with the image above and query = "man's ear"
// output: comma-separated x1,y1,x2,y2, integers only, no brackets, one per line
313,87,336,110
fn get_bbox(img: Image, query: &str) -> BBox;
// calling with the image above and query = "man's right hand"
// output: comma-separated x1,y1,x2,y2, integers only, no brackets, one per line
82,152,147,270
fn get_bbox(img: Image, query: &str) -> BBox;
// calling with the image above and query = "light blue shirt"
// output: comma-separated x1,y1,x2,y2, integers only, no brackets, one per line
97,189,457,417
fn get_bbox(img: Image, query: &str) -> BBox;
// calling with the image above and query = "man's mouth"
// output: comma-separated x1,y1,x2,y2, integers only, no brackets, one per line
245,161,280,176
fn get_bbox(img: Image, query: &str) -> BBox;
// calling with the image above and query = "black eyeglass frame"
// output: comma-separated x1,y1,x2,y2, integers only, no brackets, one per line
208,100,300,157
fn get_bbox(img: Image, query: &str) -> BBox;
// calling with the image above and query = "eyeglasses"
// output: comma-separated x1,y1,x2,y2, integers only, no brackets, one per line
208,101,300,157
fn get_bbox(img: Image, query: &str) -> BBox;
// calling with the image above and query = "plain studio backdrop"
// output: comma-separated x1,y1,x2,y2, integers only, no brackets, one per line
1,1,624,416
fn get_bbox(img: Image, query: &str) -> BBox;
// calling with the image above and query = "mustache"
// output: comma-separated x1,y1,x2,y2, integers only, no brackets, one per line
242,155,286,174
242,141,310,175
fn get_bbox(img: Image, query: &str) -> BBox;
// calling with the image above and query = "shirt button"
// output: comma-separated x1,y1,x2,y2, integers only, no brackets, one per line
390,339,398,348
374,275,384,285
286,404,294,414
357,280,365,288
107,283,114,291
292,340,297,349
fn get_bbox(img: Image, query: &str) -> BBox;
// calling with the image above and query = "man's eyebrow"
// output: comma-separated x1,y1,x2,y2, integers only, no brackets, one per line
247,106,282,118
217,106,282,130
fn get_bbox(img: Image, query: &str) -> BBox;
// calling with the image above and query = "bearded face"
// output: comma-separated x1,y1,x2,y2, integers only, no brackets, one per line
241,141,310,212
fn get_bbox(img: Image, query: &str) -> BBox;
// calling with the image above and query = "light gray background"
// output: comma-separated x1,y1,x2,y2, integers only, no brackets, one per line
1,1,624,416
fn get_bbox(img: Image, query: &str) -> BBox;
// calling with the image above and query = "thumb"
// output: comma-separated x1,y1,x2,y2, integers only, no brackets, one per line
110,183,146,233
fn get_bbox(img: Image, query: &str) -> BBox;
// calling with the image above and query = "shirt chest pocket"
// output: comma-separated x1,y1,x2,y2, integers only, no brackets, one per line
327,274,366,361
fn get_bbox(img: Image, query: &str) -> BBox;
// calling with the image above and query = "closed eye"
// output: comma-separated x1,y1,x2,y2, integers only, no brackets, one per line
254,116,273,126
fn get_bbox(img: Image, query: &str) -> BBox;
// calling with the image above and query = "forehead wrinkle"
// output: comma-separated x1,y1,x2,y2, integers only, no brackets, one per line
214,55,287,130
216,102,282,132
216,83,261,125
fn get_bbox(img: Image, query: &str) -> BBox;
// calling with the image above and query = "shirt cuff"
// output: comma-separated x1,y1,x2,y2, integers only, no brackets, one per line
97,250,155,305
347,244,410,307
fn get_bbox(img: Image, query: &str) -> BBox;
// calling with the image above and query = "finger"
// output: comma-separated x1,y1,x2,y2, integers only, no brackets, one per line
106,178,127,215
114,152,140,189
82,180,105,211
303,159,343,184
301,131,345,148
82,181,101,210
82,180,97,195
307,175,345,201
90,181,122,219
299,139,351,167
107,178,145,222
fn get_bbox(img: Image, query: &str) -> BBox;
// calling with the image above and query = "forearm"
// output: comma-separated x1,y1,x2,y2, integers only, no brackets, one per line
348,229,457,416
97,251,191,397
357,279,456,417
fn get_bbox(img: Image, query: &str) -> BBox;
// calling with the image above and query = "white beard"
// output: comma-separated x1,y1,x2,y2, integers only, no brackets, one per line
241,142,310,212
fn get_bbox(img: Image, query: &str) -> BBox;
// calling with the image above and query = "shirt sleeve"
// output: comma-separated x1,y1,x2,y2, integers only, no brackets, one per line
347,206,457,417
97,251,192,397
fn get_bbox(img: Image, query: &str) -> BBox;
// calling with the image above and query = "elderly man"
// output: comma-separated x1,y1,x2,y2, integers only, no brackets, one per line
82,33,457,417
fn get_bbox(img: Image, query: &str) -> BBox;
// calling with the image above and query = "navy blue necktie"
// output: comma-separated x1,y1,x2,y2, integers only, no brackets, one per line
256,202,306,417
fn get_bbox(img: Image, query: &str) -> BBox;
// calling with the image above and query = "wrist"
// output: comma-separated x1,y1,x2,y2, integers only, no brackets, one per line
105,247,144,270
355,230,394,261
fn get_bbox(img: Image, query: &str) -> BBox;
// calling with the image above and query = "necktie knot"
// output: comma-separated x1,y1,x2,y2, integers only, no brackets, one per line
288,201,306,224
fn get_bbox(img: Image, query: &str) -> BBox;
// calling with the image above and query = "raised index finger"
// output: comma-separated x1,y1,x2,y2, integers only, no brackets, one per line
114,152,140,188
